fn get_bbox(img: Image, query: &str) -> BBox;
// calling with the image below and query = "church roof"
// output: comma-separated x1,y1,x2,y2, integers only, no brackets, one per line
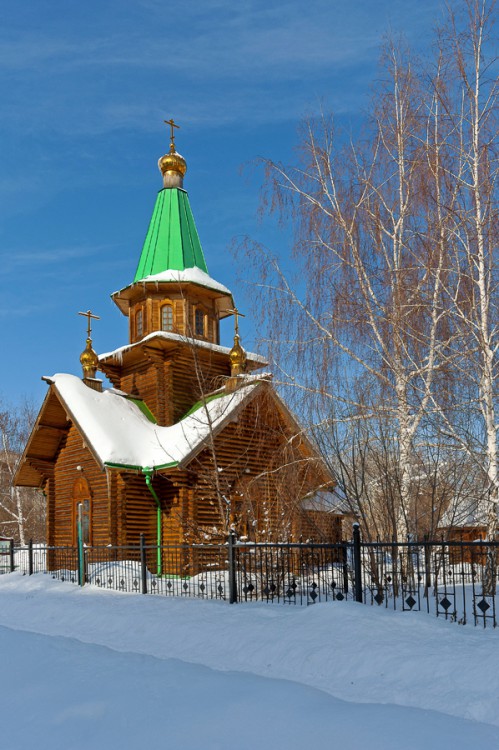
439,496,487,529
14,369,331,490
134,187,208,282
129,267,231,295
111,266,234,315
301,490,349,516
99,330,267,369
21,374,264,476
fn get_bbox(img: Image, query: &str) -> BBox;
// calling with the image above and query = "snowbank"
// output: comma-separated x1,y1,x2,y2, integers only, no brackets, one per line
0,573,497,732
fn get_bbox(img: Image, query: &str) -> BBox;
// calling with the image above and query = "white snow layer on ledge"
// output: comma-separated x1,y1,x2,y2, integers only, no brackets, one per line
99,330,268,365
116,267,232,296
46,373,259,470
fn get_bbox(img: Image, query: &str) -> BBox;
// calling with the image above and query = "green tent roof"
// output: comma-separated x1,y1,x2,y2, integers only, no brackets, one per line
134,188,208,282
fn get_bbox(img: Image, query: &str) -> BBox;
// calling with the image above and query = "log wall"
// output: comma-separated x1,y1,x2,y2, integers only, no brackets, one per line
51,425,110,547
128,289,220,345
116,349,230,425
181,392,337,543
299,511,343,543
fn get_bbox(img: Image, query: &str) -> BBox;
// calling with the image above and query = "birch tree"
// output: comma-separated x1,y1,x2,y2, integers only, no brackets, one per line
430,1,499,548
0,400,45,543
238,0,499,547
240,42,450,542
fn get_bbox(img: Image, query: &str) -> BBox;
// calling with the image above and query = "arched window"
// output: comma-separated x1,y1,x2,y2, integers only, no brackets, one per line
136,309,143,339
195,308,205,336
161,304,174,332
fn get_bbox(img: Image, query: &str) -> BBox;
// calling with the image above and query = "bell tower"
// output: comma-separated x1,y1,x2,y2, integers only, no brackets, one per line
111,120,234,346
99,122,263,425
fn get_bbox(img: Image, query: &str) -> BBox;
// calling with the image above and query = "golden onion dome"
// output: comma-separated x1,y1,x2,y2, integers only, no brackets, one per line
158,143,187,178
229,334,247,377
80,338,99,379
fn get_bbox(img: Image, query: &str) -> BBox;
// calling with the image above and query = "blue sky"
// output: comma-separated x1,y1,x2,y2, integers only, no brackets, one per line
0,0,443,407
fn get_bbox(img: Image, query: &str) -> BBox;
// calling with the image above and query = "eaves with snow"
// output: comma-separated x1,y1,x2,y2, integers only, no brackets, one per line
99,330,267,369
43,373,264,472
111,266,235,319
114,267,232,299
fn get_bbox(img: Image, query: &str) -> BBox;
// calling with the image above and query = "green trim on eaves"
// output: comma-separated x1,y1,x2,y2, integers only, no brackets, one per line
181,380,263,420
126,397,157,424
104,460,179,472
134,187,208,281
180,391,227,419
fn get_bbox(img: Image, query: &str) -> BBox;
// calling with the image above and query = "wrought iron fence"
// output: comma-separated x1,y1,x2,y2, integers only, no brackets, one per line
358,536,498,627
11,536,350,606
233,540,349,605
8,530,499,627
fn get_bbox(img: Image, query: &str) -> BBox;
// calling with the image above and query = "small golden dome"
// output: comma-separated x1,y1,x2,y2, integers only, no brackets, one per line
80,338,99,379
158,143,187,178
229,334,247,377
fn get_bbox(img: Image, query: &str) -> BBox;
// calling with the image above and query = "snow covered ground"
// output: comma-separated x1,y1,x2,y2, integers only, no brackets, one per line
0,573,498,749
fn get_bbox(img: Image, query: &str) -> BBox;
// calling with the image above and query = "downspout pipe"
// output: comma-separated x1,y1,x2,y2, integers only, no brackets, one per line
143,468,162,576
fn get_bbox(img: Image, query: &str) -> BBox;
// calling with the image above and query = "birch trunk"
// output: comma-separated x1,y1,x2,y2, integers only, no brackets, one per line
470,7,498,592
12,487,26,546
451,2,498,536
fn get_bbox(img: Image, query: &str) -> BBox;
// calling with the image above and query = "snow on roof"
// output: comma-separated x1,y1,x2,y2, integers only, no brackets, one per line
114,266,232,297
45,373,261,471
232,372,273,382
99,330,268,365
439,496,487,529
301,490,347,515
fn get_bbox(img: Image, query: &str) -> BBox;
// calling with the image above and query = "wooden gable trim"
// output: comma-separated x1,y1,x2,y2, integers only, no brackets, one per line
27,458,55,479
14,387,69,488
49,385,106,473
14,382,108,488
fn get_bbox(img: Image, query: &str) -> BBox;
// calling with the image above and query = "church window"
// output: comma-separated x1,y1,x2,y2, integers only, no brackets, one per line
79,499,91,545
161,304,174,332
195,308,205,336
72,477,92,546
136,309,143,339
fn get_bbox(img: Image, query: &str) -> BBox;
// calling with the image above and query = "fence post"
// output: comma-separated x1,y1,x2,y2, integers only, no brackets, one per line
140,534,148,595
342,542,349,595
28,539,34,576
352,524,363,603
9,539,14,573
228,531,238,604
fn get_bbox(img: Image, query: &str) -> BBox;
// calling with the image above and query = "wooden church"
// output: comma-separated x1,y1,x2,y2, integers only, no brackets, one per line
14,124,340,564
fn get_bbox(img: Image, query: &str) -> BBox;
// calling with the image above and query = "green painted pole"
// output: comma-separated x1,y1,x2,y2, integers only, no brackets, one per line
143,469,162,576
156,506,161,576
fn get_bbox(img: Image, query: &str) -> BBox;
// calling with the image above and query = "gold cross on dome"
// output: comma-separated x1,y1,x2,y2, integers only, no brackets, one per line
78,309,100,338
164,118,180,148
227,308,245,336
